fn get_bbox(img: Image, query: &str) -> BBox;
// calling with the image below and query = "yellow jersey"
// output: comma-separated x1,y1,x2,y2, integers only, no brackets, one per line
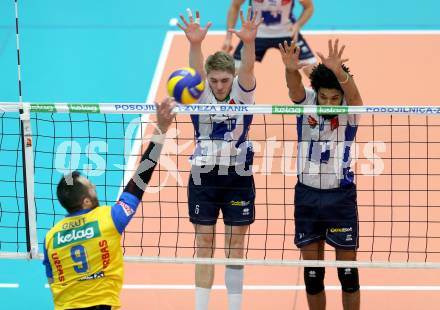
43,192,139,310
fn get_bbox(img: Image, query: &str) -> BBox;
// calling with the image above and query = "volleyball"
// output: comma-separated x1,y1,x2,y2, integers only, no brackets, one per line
167,67,205,104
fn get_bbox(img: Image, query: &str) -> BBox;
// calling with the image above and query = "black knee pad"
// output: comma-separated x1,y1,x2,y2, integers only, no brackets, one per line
337,267,360,293
304,267,325,295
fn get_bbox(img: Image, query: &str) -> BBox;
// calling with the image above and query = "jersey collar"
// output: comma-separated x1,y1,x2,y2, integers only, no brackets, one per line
65,208,93,218
214,93,230,104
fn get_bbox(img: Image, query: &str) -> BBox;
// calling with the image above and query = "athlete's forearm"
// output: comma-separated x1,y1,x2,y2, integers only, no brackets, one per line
286,68,306,102
123,132,165,199
334,68,363,106
190,43,205,80
240,39,255,71
225,0,242,37
238,39,256,90
295,0,314,29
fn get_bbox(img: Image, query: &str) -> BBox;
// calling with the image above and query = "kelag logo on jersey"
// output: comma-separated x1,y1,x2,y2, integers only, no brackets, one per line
53,221,101,248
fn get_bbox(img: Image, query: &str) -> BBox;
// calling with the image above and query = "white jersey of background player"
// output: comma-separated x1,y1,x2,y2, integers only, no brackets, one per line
223,0,316,73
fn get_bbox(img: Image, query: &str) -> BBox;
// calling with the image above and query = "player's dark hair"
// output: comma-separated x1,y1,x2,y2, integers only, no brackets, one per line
310,64,351,94
57,171,90,214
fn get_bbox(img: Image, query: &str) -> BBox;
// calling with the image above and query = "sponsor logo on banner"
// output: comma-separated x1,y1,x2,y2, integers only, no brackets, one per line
217,105,248,112
30,103,56,113
68,104,100,113
117,200,134,216
53,221,101,248
365,106,440,114
114,104,156,112
179,105,249,113
317,106,348,115
272,105,303,114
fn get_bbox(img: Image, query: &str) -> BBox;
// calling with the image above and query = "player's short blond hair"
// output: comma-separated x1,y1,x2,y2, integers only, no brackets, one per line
205,51,235,75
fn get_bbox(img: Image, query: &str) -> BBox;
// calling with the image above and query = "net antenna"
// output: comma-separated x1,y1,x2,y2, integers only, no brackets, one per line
15,0,39,259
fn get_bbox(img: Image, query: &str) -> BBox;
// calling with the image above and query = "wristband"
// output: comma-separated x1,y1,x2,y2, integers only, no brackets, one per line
151,133,166,144
338,72,350,84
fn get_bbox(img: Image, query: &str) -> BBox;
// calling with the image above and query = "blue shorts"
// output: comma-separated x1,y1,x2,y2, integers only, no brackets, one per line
294,182,359,250
188,166,256,226
233,33,315,63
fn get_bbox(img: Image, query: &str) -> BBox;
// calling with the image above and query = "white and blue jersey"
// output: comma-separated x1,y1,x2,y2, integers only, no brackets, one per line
190,77,255,167
251,0,296,38
234,1,315,63
296,88,359,189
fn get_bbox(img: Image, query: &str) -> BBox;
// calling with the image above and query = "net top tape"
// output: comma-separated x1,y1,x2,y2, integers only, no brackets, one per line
1,102,440,115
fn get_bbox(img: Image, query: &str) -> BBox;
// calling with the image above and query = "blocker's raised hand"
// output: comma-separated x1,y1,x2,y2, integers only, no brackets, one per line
316,39,349,73
177,9,212,44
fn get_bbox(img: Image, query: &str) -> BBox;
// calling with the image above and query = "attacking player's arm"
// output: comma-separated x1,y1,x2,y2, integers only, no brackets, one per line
279,41,306,103
123,98,175,197
317,39,363,106
222,0,246,53
177,10,212,80
111,98,176,233
230,7,261,90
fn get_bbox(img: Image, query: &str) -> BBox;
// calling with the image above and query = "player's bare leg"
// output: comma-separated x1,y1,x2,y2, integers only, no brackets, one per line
224,224,249,310
194,224,216,310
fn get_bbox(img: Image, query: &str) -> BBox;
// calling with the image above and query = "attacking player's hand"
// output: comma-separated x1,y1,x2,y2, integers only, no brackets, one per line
177,9,212,44
278,40,306,72
228,7,262,44
316,39,349,73
155,97,176,134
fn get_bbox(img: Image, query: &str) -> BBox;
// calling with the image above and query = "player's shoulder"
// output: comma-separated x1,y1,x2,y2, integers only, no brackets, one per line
46,216,69,234
86,206,113,225
198,79,213,103
97,205,112,212
44,216,71,245
234,76,256,95
296,87,316,105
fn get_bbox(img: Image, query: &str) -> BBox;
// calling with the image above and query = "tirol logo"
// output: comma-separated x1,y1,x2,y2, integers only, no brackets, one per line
68,104,100,113
317,106,348,115
272,105,304,114
54,221,101,248
30,103,56,113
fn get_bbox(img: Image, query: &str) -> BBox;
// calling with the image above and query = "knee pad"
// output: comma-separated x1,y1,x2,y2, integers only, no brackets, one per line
337,267,360,293
304,267,325,295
